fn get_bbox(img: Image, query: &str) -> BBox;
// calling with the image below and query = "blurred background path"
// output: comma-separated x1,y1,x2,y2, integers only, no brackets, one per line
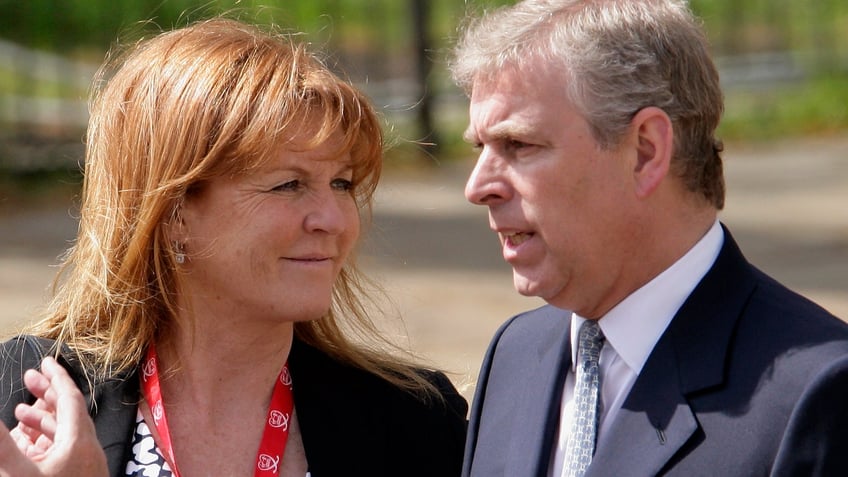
2,136,846,400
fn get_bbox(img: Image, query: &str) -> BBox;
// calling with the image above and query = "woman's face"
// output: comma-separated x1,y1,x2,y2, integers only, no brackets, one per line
176,130,361,325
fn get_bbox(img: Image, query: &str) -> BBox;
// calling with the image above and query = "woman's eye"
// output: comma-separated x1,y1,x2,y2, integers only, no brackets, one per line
331,178,354,192
272,180,301,192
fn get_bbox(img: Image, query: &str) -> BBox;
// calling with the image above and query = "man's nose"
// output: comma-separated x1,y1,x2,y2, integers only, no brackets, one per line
465,149,509,206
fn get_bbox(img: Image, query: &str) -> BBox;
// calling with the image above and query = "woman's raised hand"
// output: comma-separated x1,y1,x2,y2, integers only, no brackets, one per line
0,357,108,476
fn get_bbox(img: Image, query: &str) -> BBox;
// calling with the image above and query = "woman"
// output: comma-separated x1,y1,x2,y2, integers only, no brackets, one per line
0,18,467,476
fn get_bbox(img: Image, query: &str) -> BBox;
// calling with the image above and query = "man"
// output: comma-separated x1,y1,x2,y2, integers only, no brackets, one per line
450,1,848,476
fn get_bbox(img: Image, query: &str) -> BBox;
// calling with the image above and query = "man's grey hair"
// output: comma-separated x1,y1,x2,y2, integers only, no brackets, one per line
450,0,726,209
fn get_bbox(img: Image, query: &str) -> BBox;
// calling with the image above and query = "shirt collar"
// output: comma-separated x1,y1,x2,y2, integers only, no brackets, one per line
570,220,724,373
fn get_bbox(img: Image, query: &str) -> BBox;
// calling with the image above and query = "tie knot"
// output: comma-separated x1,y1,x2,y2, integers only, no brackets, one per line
578,320,605,363
579,320,604,345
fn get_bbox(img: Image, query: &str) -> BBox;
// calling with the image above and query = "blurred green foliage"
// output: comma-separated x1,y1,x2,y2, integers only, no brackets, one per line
0,0,509,53
720,74,848,140
0,0,846,167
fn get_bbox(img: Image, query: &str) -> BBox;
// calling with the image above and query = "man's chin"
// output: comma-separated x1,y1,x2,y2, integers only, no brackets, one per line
513,274,543,298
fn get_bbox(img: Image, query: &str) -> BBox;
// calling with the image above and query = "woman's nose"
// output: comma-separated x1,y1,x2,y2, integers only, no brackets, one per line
304,192,350,235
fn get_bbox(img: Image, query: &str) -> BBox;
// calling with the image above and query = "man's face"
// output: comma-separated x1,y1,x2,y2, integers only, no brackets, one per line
463,64,640,317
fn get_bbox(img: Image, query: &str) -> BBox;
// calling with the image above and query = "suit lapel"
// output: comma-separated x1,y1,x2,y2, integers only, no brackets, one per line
588,227,758,476
59,348,138,477
587,337,697,476
83,372,138,476
505,310,573,477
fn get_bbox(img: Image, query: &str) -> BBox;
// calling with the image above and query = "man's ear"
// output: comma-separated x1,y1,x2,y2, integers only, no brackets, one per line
630,106,673,199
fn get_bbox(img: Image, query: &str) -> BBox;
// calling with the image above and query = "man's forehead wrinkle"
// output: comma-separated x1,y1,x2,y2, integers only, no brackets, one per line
475,109,539,143
466,75,543,144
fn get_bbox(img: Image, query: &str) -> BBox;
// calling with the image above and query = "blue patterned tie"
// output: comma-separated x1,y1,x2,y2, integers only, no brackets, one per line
563,320,605,477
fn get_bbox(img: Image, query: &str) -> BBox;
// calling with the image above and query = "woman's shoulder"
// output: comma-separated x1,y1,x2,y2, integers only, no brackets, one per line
0,335,95,377
0,335,62,426
290,338,467,416
0,334,136,407
289,339,467,476
408,367,468,419
0,335,58,371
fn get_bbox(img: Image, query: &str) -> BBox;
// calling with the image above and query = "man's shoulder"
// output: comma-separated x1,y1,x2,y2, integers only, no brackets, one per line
481,304,571,373
750,265,845,322
695,226,848,352
706,260,848,401
493,304,571,344
741,264,848,348
717,225,845,328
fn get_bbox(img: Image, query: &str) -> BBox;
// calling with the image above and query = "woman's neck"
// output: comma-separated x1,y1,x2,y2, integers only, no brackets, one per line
155,320,295,409
142,321,305,476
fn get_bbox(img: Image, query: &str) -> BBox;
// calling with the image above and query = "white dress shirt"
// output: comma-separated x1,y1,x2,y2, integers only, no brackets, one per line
550,220,724,477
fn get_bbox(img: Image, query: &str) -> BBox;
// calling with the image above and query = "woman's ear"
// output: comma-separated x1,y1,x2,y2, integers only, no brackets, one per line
165,199,187,244
630,106,673,199
165,200,189,264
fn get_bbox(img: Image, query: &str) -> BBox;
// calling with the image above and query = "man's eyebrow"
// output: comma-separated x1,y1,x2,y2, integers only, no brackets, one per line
464,122,534,144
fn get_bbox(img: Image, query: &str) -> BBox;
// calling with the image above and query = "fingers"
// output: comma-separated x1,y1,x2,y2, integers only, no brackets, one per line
0,421,41,477
37,357,83,408
0,357,107,476
14,402,56,445
21,370,54,410
16,357,90,452
9,422,51,460
16,360,68,443
37,358,91,443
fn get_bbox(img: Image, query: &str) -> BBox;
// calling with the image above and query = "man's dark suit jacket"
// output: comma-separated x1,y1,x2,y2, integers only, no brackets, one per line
0,337,467,476
463,228,848,476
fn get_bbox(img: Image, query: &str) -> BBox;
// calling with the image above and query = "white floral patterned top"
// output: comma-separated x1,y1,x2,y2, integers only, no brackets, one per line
124,409,173,476
123,409,311,477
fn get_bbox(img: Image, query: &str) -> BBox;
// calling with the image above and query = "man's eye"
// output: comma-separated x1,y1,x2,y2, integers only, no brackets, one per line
331,178,354,192
505,139,530,151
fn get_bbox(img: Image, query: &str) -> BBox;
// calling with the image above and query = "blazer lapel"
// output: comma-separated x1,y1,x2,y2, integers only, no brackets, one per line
588,226,758,476
94,375,139,476
56,347,138,477
78,372,139,476
587,337,697,477
505,311,573,477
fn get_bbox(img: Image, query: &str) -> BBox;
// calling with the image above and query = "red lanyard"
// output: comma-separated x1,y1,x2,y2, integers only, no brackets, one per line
141,344,295,477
